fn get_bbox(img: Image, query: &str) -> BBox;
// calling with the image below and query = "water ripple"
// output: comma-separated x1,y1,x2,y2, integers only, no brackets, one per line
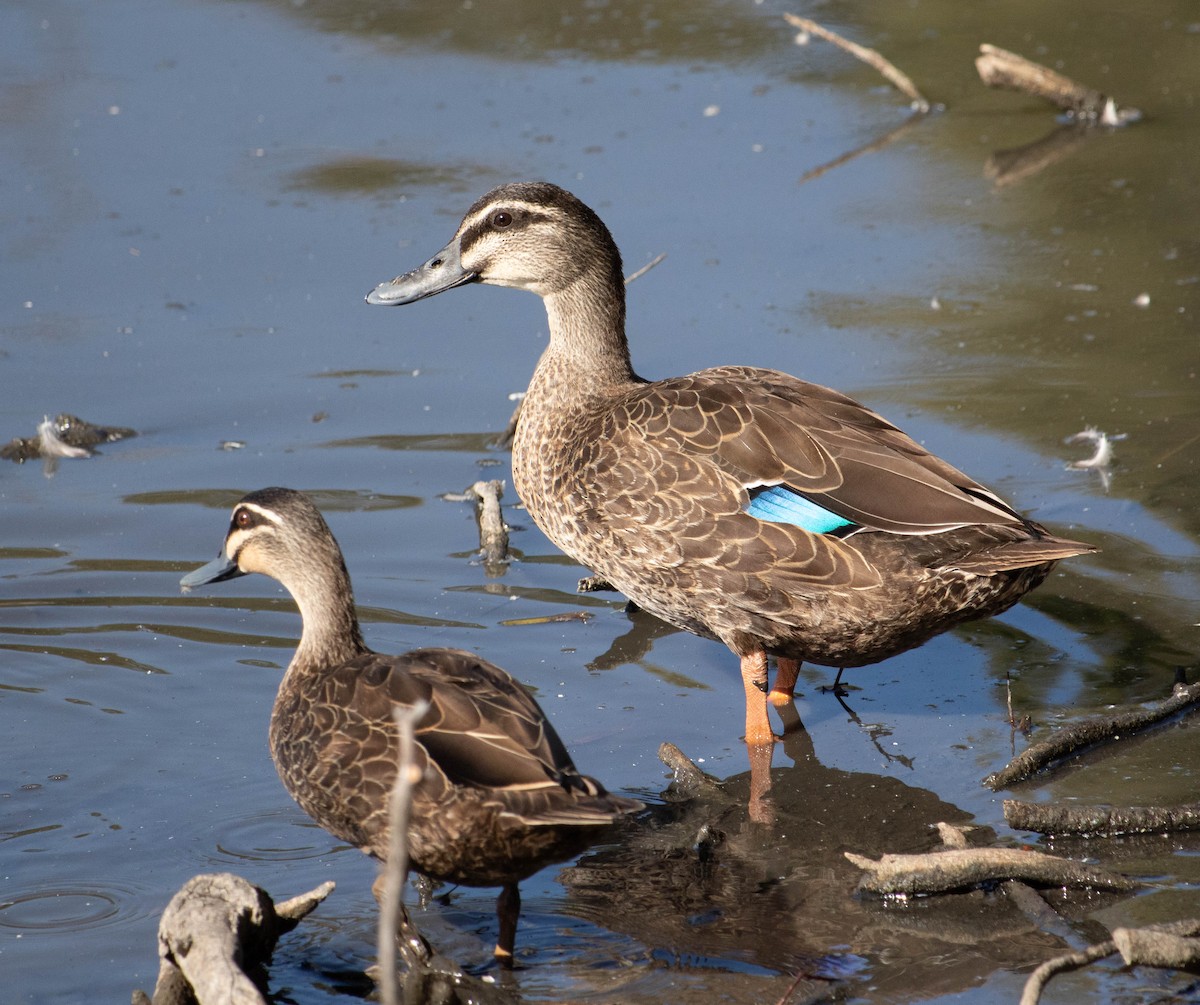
0,881,150,934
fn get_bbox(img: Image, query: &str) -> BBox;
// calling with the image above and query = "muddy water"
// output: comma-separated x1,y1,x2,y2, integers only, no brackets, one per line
2,1,1197,1002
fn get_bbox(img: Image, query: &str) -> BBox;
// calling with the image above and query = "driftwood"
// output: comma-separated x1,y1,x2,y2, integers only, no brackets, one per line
845,847,1135,896
1021,918,1200,1005
1005,798,1200,838
783,13,929,112
975,44,1141,124
982,680,1200,790
132,873,333,1005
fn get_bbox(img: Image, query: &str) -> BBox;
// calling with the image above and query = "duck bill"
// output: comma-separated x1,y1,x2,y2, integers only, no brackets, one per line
365,239,478,306
180,552,245,592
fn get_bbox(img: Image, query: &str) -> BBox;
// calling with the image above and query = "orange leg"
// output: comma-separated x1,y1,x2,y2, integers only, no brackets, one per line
494,882,520,966
741,651,780,824
768,656,801,707
741,651,776,746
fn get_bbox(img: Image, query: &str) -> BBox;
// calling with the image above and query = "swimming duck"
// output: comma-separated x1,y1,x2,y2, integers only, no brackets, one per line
364,182,1093,763
180,487,641,964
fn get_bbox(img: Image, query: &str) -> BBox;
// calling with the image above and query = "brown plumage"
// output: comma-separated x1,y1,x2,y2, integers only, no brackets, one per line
180,486,640,962
365,182,1094,758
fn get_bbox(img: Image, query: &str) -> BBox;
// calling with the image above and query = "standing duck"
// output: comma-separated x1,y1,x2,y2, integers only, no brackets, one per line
364,182,1093,793
181,487,641,964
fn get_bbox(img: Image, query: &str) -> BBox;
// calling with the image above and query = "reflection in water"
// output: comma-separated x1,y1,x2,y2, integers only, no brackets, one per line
560,723,1082,1004
983,122,1098,189
246,0,785,66
203,807,349,866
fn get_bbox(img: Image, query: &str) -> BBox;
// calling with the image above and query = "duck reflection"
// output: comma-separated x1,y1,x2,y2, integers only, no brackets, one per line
560,722,1082,1003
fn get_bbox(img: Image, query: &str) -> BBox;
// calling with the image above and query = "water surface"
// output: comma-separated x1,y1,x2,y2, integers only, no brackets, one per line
2,1,1198,1002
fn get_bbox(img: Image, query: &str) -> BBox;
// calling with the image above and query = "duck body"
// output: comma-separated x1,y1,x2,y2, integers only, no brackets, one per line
512,361,1070,672
269,645,634,887
181,486,640,959
365,182,1094,750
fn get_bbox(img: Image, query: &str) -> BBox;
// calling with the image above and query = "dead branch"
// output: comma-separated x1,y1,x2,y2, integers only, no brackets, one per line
975,44,1141,124
845,847,1135,896
133,873,333,1005
1005,798,1200,837
983,680,1200,790
1020,919,1200,1005
465,480,510,571
376,701,429,1005
784,13,929,112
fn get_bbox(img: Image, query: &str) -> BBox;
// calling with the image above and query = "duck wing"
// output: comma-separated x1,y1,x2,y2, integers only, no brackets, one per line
660,367,1030,532
295,648,628,830
584,367,1091,586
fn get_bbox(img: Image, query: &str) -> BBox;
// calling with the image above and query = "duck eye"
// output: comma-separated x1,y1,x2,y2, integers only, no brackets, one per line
235,508,253,529
492,211,513,229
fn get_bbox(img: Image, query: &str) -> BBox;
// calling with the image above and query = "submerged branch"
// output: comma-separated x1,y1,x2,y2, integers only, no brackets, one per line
784,13,930,112
465,479,511,571
1005,799,1200,837
983,680,1200,790
1021,919,1200,1005
846,847,1135,896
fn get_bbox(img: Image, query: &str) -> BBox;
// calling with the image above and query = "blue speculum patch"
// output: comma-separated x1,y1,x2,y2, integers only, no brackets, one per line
745,484,855,534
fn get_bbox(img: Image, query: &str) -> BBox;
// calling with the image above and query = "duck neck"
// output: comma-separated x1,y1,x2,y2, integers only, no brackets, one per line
283,552,369,675
538,269,635,389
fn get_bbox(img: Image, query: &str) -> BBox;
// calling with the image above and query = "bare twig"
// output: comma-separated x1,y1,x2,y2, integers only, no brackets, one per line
377,700,429,1005
784,13,930,112
624,252,667,286
845,847,1135,896
975,44,1141,124
1005,799,1200,837
983,680,1200,790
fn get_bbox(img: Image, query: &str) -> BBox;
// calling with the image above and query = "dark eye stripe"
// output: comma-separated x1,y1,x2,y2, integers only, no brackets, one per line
460,208,552,256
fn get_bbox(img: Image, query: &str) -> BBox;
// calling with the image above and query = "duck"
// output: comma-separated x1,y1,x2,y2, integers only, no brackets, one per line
364,182,1094,791
180,486,641,964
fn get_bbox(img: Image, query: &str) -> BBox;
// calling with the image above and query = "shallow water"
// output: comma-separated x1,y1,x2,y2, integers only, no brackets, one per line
2,1,1198,1002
